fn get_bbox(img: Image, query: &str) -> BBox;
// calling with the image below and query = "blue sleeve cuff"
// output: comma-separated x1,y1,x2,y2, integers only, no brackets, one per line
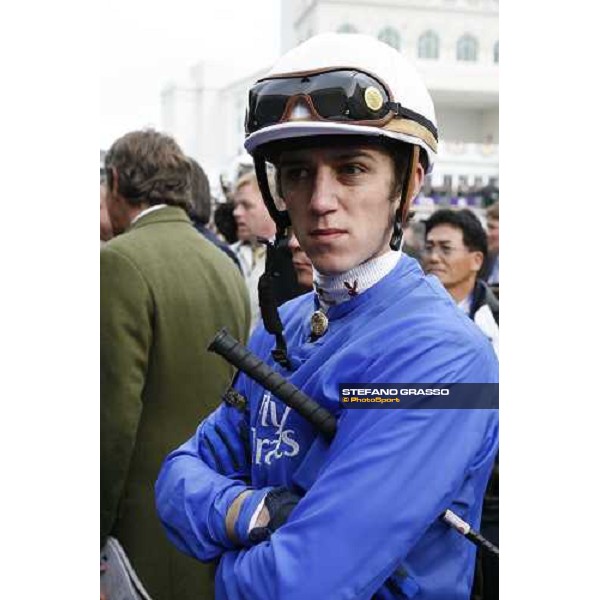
234,487,275,547
208,483,249,549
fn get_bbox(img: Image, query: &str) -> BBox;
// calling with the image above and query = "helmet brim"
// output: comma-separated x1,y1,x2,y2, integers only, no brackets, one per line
244,121,435,173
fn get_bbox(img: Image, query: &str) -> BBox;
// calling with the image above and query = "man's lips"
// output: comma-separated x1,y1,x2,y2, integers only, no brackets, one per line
293,260,313,270
309,228,347,239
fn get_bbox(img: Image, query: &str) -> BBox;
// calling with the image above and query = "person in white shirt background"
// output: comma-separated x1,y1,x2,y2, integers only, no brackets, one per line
423,208,499,356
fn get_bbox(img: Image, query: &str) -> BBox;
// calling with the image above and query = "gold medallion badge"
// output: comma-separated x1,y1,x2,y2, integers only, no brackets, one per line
310,310,329,339
364,86,384,112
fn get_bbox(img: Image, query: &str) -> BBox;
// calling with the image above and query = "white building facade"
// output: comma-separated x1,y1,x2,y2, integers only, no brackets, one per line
161,0,498,209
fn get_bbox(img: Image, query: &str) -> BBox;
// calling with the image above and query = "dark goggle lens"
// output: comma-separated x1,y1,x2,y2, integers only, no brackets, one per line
310,88,350,119
247,70,390,134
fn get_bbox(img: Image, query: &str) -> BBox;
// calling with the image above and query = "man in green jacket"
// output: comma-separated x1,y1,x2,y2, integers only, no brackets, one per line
101,130,250,599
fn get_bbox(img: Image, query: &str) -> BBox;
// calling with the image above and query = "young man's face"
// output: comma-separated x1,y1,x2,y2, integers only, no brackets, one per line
423,224,483,294
277,144,399,274
233,181,276,242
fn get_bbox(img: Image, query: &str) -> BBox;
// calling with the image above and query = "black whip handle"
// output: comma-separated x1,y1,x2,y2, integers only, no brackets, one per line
208,329,337,441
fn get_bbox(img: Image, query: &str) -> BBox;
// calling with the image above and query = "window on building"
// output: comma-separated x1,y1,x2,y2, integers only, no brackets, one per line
457,34,478,62
418,30,439,60
493,41,499,63
378,27,401,51
337,24,358,33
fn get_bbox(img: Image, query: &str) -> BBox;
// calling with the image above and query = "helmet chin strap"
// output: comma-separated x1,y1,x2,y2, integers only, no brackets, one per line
390,145,420,251
254,154,292,369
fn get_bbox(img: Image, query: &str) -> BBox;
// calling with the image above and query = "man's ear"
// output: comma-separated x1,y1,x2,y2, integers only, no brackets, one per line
400,149,425,225
412,162,425,201
471,251,485,273
109,167,119,197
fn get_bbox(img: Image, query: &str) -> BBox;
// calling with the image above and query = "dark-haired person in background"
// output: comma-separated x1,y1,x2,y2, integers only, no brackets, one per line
188,156,241,270
423,208,498,356
214,201,238,244
101,129,250,599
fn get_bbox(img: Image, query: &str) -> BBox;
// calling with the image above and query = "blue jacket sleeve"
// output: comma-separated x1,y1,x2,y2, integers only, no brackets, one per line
215,341,499,599
155,398,252,562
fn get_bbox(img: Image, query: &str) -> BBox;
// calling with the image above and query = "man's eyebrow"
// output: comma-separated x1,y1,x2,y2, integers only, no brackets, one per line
280,157,309,165
426,239,452,246
280,149,377,164
279,155,311,167
335,150,375,160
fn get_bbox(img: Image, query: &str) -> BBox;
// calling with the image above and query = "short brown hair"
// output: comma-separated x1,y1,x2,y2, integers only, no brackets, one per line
105,129,192,210
486,201,499,221
234,170,277,200
234,171,259,194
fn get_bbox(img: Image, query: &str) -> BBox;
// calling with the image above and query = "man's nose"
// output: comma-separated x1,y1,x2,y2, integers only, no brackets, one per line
288,233,300,252
426,247,441,262
308,168,338,215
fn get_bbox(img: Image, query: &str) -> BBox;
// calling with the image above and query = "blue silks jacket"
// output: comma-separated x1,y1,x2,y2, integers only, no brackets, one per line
156,256,499,600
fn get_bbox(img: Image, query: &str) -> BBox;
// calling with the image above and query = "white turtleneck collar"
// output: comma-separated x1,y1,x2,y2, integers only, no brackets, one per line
313,251,402,311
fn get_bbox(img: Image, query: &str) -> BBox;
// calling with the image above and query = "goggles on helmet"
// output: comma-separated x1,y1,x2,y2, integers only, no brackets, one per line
245,68,438,142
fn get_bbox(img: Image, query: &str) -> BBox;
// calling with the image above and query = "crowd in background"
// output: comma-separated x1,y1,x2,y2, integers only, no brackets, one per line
100,128,499,600
101,158,500,340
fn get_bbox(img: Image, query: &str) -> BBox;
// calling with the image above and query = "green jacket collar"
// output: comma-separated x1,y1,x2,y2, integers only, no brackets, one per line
129,205,191,232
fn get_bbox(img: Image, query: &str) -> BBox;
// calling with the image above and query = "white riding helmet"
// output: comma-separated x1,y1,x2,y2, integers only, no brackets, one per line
244,33,438,173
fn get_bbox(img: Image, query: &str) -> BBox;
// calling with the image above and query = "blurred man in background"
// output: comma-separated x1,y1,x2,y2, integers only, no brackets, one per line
423,208,498,356
101,129,250,600
230,172,277,331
